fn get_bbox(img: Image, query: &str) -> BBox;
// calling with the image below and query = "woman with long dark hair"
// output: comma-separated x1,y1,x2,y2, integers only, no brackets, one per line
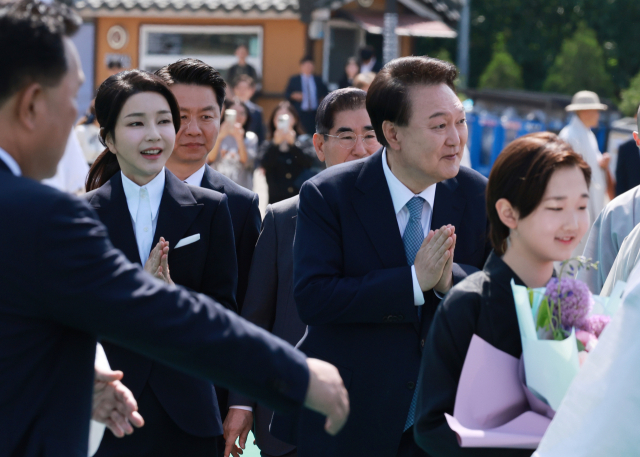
86,70,239,456
260,101,315,204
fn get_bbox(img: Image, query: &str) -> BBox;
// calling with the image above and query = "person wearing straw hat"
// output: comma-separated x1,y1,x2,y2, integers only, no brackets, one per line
559,90,615,256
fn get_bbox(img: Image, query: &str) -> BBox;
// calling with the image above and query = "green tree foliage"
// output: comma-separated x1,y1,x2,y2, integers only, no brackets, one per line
478,33,523,90
467,0,640,95
619,70,640,117
433,48,453,64
542,23,614,97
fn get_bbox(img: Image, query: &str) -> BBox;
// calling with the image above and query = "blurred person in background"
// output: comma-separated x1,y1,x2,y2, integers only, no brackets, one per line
615,103,640,196
207,98,258,191
285,56,328,135
260,101,314,204
42,128,89,194
338,57,359,89
359,45,382,73
224,88,379,457
231,75,265,144
559,90,614,255
227,44,259,90
353,72,376,92
76,99,104,164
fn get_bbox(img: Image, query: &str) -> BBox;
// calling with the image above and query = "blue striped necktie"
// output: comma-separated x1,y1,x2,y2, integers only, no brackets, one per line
403,196,424,431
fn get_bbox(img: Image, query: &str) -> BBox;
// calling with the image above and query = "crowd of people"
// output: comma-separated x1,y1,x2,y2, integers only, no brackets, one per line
3,1,640,457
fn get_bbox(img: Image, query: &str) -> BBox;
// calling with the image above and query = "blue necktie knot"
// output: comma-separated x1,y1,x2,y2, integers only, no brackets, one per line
406,196,424,221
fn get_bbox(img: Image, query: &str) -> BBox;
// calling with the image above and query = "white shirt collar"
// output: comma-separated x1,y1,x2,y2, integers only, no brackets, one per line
382,148,436,215
0,146,22,177
183,164,206,187
121,169,166,221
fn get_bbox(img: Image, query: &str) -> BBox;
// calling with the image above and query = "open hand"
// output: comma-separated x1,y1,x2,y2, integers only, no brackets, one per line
414,225,455,292
304,358,349,435
223,409,253,457
92,367,144,437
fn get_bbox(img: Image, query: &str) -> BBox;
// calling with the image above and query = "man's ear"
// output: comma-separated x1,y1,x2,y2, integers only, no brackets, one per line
15,82,45,131
313,133,326,163
634,131,640,147
495,198,519,230
382,120,400,150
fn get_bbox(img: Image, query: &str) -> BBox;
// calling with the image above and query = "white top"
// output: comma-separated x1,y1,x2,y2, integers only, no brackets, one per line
121,169,165,263
42,130,89,194
0,146,22,176
360,57,377,74
382,148,437,306
184,164,207,187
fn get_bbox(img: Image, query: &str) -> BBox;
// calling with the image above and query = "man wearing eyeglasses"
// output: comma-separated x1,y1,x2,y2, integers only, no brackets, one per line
223,88,379,457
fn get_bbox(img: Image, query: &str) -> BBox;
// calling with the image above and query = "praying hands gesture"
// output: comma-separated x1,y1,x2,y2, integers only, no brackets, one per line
144,237,174,285
414,225,456,294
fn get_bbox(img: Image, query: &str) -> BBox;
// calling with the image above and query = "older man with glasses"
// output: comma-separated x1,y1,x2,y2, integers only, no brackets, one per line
223,88,379,457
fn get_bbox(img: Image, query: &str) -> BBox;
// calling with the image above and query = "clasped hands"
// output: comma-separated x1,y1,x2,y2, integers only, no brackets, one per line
415,225,457,294
144,237,174,285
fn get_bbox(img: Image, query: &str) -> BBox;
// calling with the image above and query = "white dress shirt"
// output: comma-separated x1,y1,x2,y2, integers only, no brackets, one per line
382,148,437,306
121,169,166,264
360,57,377,74
0,146,21,176
183,164,207,187
300,74,318,111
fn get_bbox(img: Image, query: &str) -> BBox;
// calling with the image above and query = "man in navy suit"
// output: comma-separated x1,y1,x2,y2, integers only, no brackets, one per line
232,75,266,145
225,88,380,457
285,57,329,135
272,57,490,456
0,2,349,456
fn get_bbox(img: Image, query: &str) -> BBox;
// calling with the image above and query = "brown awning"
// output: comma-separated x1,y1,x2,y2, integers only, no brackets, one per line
348,11,456,38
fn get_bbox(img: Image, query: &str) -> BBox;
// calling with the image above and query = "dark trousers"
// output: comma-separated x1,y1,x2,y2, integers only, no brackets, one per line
396,427,431,457
95,384,219,457
299,110,317,136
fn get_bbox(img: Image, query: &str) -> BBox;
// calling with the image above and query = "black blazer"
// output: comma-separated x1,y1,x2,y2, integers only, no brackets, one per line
85,169,237,438
415,252,536,457
246,100,266,145
615,138,640,196
285,74,329,114
229,196,306,456
271,149,491,456
0,159,309,457
200,164,261,312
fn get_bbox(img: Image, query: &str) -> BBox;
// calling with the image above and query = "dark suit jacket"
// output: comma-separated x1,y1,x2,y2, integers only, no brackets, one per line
271,149,490,457
229,196,306,456
415,252,534,457
85,169,237,438
285,74,329,114
246,100,266,145
0,158,309,457
615,138,640,196
200,164,261,311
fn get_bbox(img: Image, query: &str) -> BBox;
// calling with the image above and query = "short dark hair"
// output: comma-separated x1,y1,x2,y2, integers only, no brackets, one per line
486,132,591,255
0,0,81,105
86,70,181,192
315,88,367,135
359,45,375,62
155,58,226,112
366,56,458,148
231,74,256,89
300,56,314,65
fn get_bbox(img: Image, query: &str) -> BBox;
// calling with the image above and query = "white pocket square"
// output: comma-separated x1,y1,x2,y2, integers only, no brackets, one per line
175,234,200,249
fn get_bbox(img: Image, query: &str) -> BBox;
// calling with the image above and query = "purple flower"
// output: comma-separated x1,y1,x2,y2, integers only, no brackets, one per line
587,314,610,338
545,277,593,329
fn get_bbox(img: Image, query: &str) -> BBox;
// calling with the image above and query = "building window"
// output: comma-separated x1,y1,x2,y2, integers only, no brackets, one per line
139,25,263,79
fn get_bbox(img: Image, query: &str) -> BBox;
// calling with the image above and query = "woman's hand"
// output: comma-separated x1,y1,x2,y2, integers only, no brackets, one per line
143,238,174,285
274,128,296,146
230,122,245,142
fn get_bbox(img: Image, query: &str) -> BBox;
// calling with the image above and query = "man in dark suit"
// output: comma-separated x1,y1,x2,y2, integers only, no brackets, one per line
87,168,238,456
232,74,266,145
271,57,491,456
155,58,262,452
225,88,380,457
359,45,383,74
285,56,329,135
0,2,349,455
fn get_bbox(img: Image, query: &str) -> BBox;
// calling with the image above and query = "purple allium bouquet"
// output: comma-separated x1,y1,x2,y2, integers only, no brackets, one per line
531,257,610,354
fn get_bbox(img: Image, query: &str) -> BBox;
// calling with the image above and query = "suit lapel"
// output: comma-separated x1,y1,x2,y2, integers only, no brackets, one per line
352,150,407,270
154,169,204,251
201,165,224,194
431,176,466,233
89,173,140,264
